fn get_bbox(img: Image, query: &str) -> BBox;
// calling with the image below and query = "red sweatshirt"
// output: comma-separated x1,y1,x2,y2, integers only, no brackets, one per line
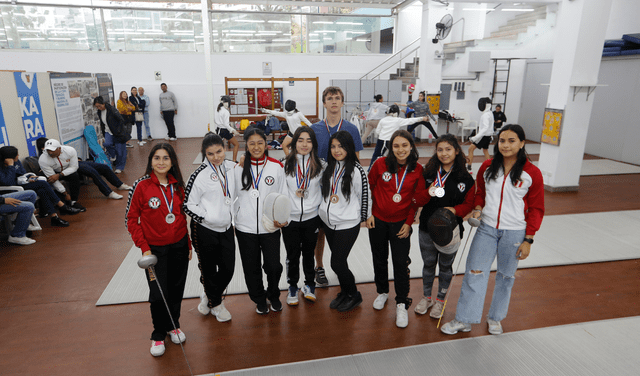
126,173,191,253
368,157,428,225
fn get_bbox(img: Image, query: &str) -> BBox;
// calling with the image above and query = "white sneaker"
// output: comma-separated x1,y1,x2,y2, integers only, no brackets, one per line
414,296,434,315
7,236,36,245
430,299,445,319
150,340,165,357
441,319,472,335
138,141,146,146
197,292,210,315
396,303,409,328
164,137,170,140
301,285,316,302
168,329,186,344
169,137,177,141
373,293,389,310
211,301,232,322
27,224,42,231
114,169,122,174
108,192,123,200
118,184,132,190
109,156,116,162
286,287,299,306
487,318,503,335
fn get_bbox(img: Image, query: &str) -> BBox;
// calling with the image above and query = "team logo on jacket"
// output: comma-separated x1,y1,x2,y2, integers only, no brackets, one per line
265,176,275,186
148,197,161,209
382,172,392,182
458,183,466,192
210,173,219,182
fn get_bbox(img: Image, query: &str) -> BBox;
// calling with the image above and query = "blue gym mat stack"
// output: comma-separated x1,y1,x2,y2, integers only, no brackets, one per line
603,33,640,57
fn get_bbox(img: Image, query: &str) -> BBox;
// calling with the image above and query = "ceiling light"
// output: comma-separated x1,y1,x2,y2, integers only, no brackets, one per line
236,19,265,23
131,38,153,41
48,37,72,41
161,18,193,22
501,8,534,11
462,8,494,11
313,21,334,25
268,20,291,24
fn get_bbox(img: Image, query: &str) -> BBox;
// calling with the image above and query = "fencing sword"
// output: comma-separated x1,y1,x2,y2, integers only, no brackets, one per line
437,216,481,328
138,254,194,376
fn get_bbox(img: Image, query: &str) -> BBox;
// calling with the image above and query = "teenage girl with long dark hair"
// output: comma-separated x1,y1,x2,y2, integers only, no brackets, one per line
441,124,544,336
415,134,475,319
282,127,325,305
234,127,287,314
366,129,428,328
126,143,191,357
184,133,237,322
319,130,371,313
214,96,241,161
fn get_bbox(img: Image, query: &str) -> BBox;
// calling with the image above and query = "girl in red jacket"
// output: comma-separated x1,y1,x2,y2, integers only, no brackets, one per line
441,124,545,336
126,143,191,357
366,129,428,328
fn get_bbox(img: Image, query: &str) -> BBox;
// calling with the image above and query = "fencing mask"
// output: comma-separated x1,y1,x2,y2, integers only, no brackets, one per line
427,208,461,254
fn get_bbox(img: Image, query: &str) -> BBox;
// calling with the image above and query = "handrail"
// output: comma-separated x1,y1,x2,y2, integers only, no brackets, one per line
360,37,421,80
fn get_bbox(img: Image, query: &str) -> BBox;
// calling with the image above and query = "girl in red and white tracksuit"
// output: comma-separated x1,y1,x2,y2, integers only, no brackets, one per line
234,127,287,314
184,133,237,322
367,129,428,328
319,130,371,313
126,143,191,357
441,124,545,336
282,127,325,305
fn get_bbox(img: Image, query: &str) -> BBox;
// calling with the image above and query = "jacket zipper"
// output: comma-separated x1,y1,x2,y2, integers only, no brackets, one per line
495,175,508,229
299,196,304,222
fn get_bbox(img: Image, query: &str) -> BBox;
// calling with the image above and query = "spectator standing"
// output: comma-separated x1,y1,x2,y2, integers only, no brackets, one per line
138,87,152,141
159,83,178,141
493,104,507,131
130,87,146,146
94,96,128,174
117,91,136,148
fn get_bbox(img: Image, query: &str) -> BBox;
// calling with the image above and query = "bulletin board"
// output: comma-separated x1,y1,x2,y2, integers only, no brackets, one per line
225,77,319,122
426,94,440,117
541,108,563,146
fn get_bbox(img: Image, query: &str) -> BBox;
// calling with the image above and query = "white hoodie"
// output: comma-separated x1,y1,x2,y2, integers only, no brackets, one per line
319,161,372,231
234,156,286,234
263,109,312,135
184,159,237,232
284,154,325,223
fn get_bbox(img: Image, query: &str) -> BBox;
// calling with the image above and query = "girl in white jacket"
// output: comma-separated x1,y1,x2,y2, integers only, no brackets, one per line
184,133,236,323
319,130,371,313
234,127,287,314
282,127,325,305
214,96,241,161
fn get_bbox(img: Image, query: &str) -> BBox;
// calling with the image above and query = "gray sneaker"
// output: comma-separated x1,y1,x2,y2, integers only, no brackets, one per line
487,318,503,335
429,299,445,319
414,296,434,315
441,319,471,335
315,267,328,287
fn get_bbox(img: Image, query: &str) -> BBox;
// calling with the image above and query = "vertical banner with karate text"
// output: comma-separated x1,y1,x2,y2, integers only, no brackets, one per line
0,101,10,147
14,72,46,156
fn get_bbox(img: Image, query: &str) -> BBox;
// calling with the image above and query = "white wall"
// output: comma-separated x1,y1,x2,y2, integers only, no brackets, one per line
0,51,389,138
605,0,640,39
396,2,425,52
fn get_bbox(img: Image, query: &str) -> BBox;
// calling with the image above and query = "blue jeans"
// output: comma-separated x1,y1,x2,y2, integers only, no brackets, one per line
418,230,457,301
0,190,36,237
143,112,151,138
23,180,61,215
104,132,127,171
78,161,123,196
454,222,525,324
135,121,143,141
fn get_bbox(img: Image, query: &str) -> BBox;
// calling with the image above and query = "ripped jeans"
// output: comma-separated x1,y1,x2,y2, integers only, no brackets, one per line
454,222,525,324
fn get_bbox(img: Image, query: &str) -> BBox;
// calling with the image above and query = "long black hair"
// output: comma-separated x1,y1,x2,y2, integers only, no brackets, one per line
241,127,268,191
385,130,419,174
145,143,185,199
284,127,323,180
200,132,225,162
321,131,358,201
423,134,468,181
485,124,529,186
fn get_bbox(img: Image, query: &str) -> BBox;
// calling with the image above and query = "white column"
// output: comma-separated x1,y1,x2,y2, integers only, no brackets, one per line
201,0,215,130
538,0,613,191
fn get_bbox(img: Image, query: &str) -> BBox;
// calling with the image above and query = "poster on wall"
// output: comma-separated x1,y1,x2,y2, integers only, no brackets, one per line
541,108,564,146
95,73,114,106
0,102,9,147
49,72,100,160
13,72,46,157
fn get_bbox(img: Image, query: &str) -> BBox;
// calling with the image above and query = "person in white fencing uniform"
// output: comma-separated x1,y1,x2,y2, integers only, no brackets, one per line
261,99,313,156
214,95,241,162
466,97,494,171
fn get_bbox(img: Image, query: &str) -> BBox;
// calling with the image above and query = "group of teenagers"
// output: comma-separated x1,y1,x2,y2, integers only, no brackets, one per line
125,87,545,357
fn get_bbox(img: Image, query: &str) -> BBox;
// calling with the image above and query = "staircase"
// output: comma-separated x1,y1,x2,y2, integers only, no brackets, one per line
486,6,548,40
389,57,419,91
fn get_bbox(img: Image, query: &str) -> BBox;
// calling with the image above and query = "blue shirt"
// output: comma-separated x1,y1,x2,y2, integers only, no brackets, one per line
311,119,363,161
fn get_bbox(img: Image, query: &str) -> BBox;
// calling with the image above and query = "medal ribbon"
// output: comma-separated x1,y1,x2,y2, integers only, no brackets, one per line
395,166,409,196
208,160,230,198
331,163,346,196
435,167,452,188
160,184,174,214
323,118,343,135
296,156,311,190
249,156,267,190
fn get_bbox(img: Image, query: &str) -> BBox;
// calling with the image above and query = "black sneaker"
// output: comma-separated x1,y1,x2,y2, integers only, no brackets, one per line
59,204,81,215
269,299,283,312
337,291,363,312
315,267,328,287
256,302,269,315
329,292,347,310
71,202,86,212
51,216,69,227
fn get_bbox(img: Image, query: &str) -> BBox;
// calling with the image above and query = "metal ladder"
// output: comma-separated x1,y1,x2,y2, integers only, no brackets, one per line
490,58,513,112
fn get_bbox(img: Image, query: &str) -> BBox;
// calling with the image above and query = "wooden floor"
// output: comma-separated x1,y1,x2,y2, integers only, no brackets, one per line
1,138,639,376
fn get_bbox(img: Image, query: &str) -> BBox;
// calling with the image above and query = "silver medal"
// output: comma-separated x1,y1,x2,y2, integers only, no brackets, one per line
250,189,260,199
165,213,176,224
435,187,445,198
224,197,232,205
393,193,402,203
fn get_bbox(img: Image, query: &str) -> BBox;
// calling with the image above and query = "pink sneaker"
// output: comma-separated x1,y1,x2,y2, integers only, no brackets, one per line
150,341,165,356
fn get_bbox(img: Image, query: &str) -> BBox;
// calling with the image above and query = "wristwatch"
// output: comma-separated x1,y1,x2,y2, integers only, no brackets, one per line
523,238,534,244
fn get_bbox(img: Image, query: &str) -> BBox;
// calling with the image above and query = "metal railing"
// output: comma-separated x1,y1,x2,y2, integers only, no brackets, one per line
360,37,420,80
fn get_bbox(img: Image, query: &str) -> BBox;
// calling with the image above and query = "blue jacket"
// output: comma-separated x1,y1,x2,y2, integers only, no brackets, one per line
0,160,27,186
